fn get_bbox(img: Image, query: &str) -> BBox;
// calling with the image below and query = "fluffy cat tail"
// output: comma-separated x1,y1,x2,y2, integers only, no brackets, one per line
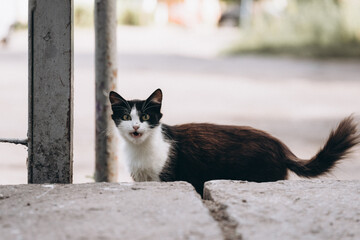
285,116,359,178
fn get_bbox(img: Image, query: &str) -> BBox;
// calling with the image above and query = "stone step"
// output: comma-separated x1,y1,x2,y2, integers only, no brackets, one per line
0,182,222,240
2,180,359,240
204,180,360,240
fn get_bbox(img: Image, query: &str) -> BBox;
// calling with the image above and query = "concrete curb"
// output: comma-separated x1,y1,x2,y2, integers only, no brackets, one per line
1,180,359,240
0,182,222,240
204,180,360,240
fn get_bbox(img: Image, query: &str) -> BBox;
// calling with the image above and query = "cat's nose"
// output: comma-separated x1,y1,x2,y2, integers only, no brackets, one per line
133,126,140,131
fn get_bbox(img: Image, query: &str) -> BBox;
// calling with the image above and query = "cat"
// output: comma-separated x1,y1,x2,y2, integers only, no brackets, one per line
109,89,359,195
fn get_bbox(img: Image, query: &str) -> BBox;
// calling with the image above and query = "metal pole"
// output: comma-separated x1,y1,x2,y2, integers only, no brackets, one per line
28,0,74,183
94,0,118,182
0,138,28,146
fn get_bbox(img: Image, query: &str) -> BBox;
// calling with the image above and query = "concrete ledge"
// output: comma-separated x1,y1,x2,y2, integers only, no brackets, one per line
2,180,359,240
0,182,222,240
204,180,360,240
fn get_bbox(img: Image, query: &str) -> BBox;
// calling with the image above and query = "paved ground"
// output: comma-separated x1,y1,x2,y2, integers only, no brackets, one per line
204,180,360,240
0,182,223,240
0,26,360,184
1,180,359,240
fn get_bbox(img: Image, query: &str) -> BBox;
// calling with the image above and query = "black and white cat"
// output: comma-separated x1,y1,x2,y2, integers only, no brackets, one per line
109,89,359,195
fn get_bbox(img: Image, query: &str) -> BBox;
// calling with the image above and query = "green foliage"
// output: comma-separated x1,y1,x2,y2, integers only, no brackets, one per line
228,0,360,58
73,2,149,28
117,0,153,26
12,22,28,30
220,0,241,3
118,9,141,26
74,6,94,28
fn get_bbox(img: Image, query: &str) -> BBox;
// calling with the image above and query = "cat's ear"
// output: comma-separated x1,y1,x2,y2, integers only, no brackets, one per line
146,89,162,105
109,91,127,106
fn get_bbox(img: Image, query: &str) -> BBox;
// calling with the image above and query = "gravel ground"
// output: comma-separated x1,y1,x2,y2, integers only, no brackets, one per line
0,26,359,184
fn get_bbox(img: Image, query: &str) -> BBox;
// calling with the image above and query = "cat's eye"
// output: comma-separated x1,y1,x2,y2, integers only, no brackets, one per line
122,114,131,121
141,114,150,121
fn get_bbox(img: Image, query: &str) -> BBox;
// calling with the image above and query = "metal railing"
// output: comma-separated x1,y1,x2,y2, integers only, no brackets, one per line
1,0,118,184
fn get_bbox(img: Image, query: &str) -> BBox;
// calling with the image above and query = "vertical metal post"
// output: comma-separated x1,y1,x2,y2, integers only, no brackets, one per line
94,0,118,182
28,0,74,183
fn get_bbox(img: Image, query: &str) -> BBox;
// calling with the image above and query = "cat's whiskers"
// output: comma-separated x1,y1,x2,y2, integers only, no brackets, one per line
161,127,175,142
97,126,117,138
97,129,108,138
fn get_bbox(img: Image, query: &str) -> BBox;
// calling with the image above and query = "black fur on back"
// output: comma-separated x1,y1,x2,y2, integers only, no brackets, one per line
110,89,360,196
159,117,359,195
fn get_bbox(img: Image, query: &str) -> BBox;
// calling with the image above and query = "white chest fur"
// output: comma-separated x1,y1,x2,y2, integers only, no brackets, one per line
123,125,171,182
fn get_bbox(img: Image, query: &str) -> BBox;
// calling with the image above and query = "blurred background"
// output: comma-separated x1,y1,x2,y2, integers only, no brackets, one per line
0,0,359,184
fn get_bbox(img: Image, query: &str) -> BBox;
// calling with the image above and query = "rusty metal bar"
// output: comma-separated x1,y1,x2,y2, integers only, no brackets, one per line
94,0,118,182
28,0,74,183
0,138,28,146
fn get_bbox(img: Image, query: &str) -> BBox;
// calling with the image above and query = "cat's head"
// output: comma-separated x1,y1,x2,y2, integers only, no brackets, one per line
109,89,163,144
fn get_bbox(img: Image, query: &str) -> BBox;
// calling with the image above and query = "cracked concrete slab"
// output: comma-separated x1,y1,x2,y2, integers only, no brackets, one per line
204,180,360,240
0,182,222,240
